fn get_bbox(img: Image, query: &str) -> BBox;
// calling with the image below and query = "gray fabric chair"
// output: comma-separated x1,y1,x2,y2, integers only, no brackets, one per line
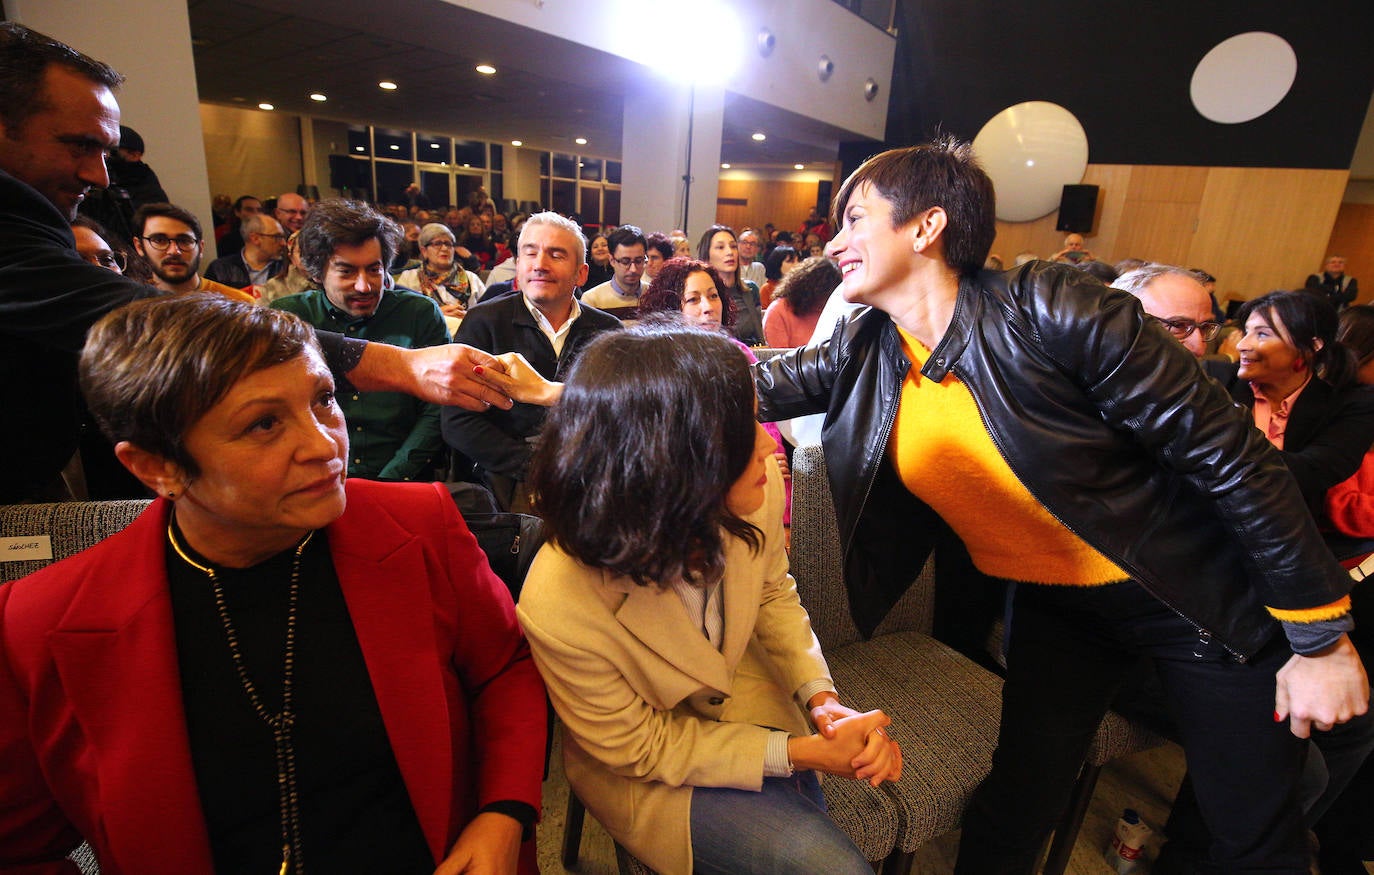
0,499,150,584
0,499,150,875
789,444,1005,875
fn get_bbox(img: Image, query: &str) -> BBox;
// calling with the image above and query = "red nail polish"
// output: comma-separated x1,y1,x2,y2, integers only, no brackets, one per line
1273,711,1282,722
473,365,484,375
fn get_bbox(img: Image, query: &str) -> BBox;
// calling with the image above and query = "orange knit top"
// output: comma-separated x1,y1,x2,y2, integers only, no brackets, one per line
888,327,1129,586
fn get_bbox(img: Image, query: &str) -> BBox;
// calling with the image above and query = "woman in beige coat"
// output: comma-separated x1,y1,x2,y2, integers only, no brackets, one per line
516,327,901,874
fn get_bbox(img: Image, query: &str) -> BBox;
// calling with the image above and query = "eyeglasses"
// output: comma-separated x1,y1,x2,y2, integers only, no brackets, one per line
139,233,200,252
81,250,127,272
1146,316,1223,342
426,240,456,249
256,232,286,240
612,256,648,268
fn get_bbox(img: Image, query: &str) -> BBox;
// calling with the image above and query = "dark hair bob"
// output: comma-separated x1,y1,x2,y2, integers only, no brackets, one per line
528,325,762,586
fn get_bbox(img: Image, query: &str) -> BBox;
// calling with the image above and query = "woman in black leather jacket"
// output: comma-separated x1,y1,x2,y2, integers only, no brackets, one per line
753,138,1368,874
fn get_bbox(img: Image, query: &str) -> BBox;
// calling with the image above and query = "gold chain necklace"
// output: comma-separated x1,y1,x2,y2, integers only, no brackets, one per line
168,523,314,875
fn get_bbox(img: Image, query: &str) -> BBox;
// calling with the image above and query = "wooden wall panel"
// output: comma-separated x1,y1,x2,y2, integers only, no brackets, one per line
1189,167,1348,302
1326,202,1374,305
1125,166,1208,203
1078,164,1134,264
1113,201,1200,267
715,180,823,236
740,163,1349,309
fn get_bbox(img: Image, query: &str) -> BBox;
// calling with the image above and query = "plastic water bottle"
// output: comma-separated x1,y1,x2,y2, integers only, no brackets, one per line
1104,808,1151,873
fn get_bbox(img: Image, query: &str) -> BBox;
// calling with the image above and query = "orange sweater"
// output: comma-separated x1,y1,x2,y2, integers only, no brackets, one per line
888,328,1128,586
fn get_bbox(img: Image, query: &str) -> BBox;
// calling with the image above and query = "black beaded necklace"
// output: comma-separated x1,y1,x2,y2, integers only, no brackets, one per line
167,521,314,875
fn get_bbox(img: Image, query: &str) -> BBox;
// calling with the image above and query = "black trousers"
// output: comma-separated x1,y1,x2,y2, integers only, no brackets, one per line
954,581,1307,875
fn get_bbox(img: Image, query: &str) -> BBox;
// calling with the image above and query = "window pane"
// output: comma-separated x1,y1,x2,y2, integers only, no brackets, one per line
539,152,551,176
375,163,414,205
376,130,412,160
580,186,601,224
490,144,504,172
347,127,371,157
418,134,448,163
552,152,577,179
489,173,503,205
606,161,622,184
420,171,450,210
454,139,486,169
551,180,576,216
579,158,603,182
603,188,621,226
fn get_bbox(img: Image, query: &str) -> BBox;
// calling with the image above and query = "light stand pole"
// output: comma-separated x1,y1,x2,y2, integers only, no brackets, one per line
681,82,695,234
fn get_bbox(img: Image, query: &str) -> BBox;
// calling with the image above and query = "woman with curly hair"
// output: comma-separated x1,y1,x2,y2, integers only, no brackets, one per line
763,256,841,348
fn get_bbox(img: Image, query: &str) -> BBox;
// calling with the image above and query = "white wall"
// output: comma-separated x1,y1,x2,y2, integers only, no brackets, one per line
200,104,305,207
11,0,215,255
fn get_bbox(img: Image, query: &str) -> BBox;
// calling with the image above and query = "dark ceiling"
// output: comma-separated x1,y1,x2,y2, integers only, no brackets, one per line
187,0,855,168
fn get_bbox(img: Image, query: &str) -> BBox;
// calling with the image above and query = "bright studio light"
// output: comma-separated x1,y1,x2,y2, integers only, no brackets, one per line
619,0,742,85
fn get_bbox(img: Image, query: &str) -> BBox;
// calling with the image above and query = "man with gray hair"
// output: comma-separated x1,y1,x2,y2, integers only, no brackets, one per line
737,227,767,288
442,211,621,510
204,212,285,290
1112,264,1221,359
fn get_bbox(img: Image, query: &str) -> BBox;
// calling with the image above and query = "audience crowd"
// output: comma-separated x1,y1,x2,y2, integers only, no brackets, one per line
1,21,1371,875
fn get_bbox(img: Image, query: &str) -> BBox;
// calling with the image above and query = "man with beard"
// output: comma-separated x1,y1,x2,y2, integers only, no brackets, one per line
0,22,508,501
131,202,255,302
273,199,450,481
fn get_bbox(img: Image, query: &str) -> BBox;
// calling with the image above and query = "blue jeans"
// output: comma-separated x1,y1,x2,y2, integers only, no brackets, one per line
690,771,873,874
955,581,1307,875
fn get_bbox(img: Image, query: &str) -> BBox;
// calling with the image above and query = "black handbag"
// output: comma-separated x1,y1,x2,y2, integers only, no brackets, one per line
447,481,545,600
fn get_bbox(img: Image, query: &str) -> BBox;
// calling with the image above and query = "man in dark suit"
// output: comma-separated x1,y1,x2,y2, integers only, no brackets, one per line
442,211,621,510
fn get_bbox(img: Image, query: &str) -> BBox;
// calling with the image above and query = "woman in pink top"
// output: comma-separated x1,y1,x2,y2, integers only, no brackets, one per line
764,256,841,348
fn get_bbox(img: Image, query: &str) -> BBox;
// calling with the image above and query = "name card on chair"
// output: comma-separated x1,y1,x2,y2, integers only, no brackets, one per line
0,535,53,561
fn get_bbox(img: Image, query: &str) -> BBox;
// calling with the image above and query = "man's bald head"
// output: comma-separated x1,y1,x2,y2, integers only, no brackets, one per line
275,192,309,233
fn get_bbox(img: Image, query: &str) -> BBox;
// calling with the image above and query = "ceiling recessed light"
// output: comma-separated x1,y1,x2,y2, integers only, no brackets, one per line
463,163,471,168
751,132,766,142
794,164,804,170
574,137,587,145
258,102,274,111
475,64,496,75
430,143,440,149
354,146,365,152
388,144,400,150
309,92,327,102
511,140,523,147
378,80,397,90
721,163,730,169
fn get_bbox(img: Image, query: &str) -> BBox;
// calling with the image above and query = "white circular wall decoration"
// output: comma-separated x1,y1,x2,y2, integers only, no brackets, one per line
1190,32,1297,124
972,101,1089,223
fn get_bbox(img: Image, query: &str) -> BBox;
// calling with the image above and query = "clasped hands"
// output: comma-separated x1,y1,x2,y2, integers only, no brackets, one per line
789,693,903,787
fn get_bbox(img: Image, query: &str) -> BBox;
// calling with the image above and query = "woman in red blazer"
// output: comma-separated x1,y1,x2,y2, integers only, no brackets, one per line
0,294,546,875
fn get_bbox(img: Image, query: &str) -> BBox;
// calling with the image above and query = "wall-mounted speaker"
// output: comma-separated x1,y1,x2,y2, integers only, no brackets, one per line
1055,184,1099,233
